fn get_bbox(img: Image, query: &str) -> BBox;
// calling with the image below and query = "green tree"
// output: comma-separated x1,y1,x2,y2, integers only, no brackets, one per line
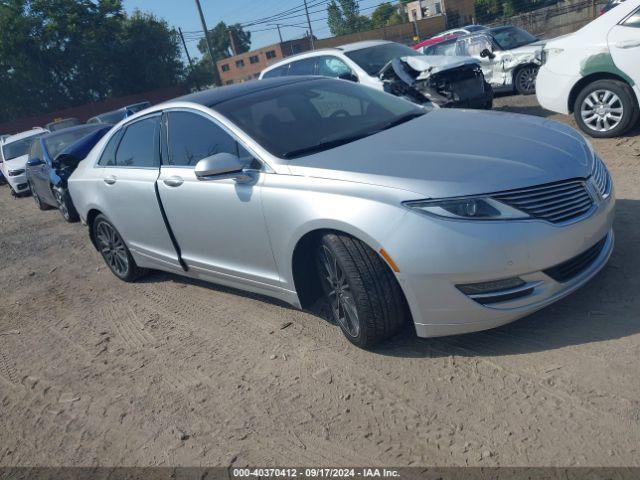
0,0,184,122
327,0,372,36
371,2,406,28
195,21,252,86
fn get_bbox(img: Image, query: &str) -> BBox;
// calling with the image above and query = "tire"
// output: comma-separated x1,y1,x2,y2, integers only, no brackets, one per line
54,187,79,223
315,233,408,349
31,183,52,210
514,65,538,95
573,79,637,138
92,214,147,282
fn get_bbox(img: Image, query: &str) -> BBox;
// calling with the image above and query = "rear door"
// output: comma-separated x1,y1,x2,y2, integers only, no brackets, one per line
95,114,181,270
608,6,640,88
156,109,280,290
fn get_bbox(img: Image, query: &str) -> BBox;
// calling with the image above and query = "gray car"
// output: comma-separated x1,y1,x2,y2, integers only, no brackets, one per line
68,77,615,348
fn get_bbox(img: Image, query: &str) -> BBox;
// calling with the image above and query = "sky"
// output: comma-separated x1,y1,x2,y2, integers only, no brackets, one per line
123,0,387,60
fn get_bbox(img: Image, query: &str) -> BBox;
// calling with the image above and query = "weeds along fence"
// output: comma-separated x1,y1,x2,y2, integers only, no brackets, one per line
488,0,603,38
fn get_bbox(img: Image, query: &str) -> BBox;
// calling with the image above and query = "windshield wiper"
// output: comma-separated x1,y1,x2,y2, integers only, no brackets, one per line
282,132,374,159
373,111,425,133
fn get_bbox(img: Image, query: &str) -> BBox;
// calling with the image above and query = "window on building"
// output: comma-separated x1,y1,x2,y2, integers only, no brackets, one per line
265,50,277,59
236,59,245,68
249,55,259,64
221,64,230,72
434,2,442,14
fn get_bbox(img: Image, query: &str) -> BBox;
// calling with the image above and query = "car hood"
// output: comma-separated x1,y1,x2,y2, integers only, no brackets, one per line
3,154,29,171
286,109,593,199
399,55,481,77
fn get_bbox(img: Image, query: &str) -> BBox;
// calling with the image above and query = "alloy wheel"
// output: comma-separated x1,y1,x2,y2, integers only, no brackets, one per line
317,245,360,337
95,221,129,277
54,189,69,220
581,89,624,133
517,66,537,94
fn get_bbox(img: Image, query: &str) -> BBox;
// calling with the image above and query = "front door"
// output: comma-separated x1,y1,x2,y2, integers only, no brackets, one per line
94,114,181,271
156,109,280,291
608,7,640,88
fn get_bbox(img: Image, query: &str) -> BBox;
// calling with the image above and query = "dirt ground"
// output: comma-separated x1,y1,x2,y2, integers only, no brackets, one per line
1,94,640,468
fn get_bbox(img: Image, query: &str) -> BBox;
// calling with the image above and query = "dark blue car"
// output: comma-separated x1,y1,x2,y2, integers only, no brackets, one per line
26,124,112,222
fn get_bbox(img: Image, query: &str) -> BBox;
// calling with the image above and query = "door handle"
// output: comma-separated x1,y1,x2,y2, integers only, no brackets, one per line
163,176,184,187
615,40,640,49
103,175,117,185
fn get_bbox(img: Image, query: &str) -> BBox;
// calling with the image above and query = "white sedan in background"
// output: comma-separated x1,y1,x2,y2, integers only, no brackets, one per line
536,0,640,137
0,128,48,195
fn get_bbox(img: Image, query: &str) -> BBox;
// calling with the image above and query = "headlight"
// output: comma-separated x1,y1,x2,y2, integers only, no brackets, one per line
540,48,563,65
404,197,530,220
8,169,25,176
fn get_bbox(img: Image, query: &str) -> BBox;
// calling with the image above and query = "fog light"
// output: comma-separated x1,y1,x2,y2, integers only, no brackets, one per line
456,277,525,295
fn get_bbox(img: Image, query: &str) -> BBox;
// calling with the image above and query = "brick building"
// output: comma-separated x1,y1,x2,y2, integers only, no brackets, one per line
216,37,313,85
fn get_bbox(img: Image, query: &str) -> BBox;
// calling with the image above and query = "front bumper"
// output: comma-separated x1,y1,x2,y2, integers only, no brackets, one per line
535,66,578,115
385,192,615,337
6,172,30,194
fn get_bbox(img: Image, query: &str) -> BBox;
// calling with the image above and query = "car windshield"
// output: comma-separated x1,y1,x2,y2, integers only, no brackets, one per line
491,27,537,50
345,43,420,76
215,79,428,159
2,134,43,161
44,126,101,159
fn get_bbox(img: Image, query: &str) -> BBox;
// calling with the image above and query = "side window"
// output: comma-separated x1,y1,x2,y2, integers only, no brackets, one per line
98,131,122,166
317,56,353,78
623,8,640,27
461,35,492,56
288,58,316,76
262,64,289,78
166,111,238,167
114,116,159,168
29,140,41,160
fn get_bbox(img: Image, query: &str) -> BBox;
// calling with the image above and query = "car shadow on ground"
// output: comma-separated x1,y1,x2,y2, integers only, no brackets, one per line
375,198,640,358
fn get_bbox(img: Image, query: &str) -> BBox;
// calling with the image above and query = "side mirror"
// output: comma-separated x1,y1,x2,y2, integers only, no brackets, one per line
338,72,358,82
27,157,43,167
195,153,253,183
480,48,495,59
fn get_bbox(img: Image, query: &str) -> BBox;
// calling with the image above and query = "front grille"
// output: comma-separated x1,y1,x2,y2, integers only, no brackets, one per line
17,182,28,190
592,157,611,198
543,236,607,282
493,180,593,224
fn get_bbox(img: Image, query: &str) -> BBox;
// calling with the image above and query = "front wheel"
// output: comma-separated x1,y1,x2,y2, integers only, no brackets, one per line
93,214,147,282
573,79,638,138
315,233,408,349
514,65,538,95
31,183,51,210
54,187,79,222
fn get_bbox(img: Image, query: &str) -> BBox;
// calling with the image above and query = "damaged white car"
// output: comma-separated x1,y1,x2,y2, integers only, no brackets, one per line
260,40,494,109
423,26,545,94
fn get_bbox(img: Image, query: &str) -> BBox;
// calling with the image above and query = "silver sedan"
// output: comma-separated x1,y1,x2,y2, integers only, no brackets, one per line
68,77,615,348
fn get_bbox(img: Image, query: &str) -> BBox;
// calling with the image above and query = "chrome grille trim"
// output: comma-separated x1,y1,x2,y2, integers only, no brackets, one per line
592,157,611,198
492,179,594,224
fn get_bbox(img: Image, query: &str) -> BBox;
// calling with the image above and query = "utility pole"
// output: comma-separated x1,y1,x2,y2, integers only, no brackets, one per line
303,0,315,50
228,28,238,56
178,28,194,69
276,24,283,44
194,0,216,65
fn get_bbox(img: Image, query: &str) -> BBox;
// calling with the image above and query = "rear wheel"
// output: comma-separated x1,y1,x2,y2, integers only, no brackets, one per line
514,65,538,95
315,233,407,349
574,79,637,138
54,187,79,222
93,214,147,282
